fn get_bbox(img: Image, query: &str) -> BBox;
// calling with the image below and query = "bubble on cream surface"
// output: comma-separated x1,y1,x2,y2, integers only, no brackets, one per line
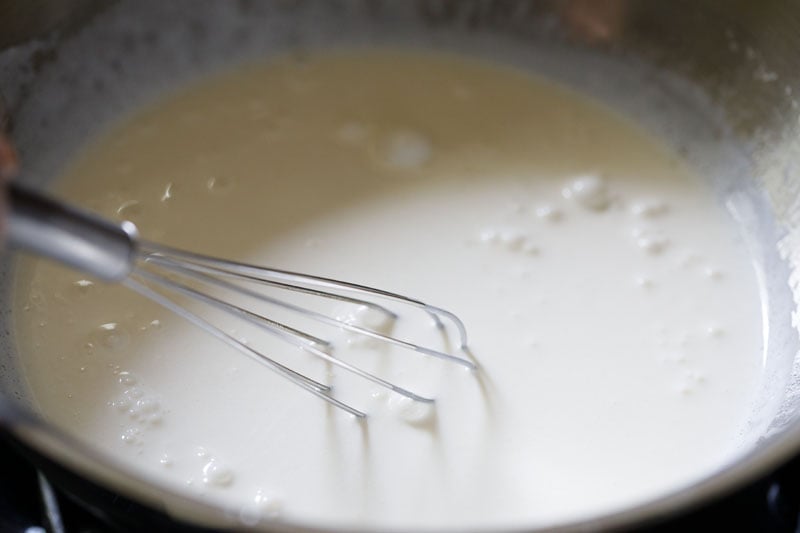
12,52,765,530
632,227,670,255
535,204,564,222
72,279,95,295
88,322,131,353
387,395,436,426
120,427,143,446
630,199,669,218
110,382,164,427
239,490,284,526
478,227,539,255
202,458,235,488
562,174,611,211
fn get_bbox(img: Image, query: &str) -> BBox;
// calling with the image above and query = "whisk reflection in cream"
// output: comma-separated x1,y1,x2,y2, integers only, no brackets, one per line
7,182,475,418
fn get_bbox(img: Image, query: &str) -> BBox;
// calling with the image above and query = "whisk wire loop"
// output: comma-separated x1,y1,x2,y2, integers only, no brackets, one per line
129,243,473,417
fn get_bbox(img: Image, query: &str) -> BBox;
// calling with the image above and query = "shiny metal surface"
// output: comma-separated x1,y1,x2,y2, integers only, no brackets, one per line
0,1,799,531
8,183,137,281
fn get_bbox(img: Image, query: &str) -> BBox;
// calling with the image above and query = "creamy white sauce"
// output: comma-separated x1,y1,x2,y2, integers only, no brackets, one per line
13,52,764,530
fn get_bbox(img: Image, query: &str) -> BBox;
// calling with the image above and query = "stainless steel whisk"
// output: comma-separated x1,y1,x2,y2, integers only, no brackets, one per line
8,183,475,418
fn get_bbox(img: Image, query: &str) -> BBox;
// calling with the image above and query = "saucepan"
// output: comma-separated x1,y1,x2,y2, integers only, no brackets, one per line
1,0,800,530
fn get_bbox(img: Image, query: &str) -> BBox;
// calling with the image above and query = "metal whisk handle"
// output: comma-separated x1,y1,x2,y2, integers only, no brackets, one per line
7,182,138,282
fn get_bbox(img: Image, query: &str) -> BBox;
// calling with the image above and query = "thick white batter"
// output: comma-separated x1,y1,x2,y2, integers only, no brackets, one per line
13,52,764,529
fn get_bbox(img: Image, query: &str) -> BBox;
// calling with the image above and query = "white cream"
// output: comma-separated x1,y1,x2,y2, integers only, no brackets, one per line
13,52,764,530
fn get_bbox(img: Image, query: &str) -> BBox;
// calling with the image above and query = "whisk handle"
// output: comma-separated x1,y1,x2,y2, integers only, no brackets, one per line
7,182,138,282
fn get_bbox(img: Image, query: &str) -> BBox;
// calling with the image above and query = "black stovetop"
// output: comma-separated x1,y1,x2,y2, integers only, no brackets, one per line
2,436,800,533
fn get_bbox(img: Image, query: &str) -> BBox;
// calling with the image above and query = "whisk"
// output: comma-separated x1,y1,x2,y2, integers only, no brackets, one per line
7,183,474,418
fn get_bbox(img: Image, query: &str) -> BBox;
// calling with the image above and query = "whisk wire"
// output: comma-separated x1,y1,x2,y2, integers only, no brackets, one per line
134,269,329,347
141,242,469,348
124,277,368,418
133,269,436,405
141,249,476,369
127,243,476,416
